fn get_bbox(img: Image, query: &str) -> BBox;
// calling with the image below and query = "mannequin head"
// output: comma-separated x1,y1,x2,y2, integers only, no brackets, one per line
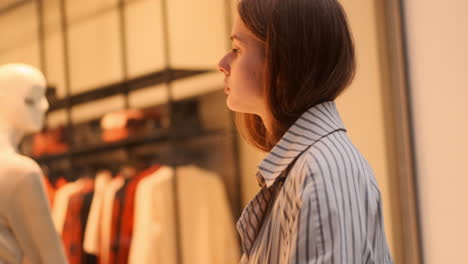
0,64,49,135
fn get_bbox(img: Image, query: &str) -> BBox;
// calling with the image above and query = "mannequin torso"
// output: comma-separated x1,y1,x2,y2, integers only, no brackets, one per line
0,151,46,263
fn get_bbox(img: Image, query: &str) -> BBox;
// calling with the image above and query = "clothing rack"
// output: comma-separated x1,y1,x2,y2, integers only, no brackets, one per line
27,0,244,263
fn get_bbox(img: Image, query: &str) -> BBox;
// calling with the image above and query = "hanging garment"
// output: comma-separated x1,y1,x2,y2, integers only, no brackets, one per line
128,166,177,264
56,177,68,189
62,178,94,264
128,165,240,264
177,165,240,264
52,179,86,234
42,175,55,206
98,176,124,264
83,171,112,255
107,178,130,264
116,165,160,264
81,191,97,264
42,176,68,207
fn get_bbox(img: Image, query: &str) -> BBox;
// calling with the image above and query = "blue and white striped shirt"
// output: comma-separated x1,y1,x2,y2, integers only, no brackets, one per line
237,101,393,263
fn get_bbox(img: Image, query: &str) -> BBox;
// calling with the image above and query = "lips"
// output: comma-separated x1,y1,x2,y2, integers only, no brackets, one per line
224,80,230,93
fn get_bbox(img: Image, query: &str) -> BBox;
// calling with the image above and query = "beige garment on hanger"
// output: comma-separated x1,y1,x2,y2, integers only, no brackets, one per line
129,165,239,264
83,171,112,255
129,166,177,264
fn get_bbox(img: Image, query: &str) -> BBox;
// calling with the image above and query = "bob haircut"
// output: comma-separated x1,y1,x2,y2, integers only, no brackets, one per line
235,0,356,152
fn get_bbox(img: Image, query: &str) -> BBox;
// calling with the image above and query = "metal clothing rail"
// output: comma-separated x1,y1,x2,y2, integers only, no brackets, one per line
34,128,227,163
47,68,212,112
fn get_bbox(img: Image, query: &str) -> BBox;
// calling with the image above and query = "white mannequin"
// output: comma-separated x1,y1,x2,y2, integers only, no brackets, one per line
0,64,67,264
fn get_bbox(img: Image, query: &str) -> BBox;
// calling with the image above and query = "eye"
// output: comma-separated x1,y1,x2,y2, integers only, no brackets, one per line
231,48,240,54
25,98,35,105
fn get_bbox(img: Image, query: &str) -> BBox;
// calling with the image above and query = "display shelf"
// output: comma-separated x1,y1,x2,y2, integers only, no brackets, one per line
47,68,214,112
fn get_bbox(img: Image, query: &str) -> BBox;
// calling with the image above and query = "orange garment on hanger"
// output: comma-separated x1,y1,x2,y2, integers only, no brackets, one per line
32,127,69,156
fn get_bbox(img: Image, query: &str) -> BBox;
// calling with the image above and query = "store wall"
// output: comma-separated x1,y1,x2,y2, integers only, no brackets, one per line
0,2,41,69
0,0,228,126
403,1,468,263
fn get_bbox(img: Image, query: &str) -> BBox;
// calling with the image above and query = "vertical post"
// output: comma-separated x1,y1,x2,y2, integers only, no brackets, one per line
36,0,46,74
379,0,424,263
58,0,74,180
160,0,183,263
35,0,49,127
117,0,131,161
118,0,130,110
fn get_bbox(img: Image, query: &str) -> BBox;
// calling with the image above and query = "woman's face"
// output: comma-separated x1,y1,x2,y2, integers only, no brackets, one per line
218,17,266,117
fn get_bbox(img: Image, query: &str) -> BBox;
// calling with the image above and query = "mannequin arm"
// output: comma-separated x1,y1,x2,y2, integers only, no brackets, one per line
8,171,68,264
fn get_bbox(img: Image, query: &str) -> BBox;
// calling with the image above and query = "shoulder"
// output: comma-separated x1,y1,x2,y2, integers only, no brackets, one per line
0,153,41,176
298,131,376,183
0,153,43,193
290,130,381,202
0,154,47,217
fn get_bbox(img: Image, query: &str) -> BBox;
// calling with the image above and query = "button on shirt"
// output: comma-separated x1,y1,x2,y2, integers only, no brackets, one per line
237,101,393,263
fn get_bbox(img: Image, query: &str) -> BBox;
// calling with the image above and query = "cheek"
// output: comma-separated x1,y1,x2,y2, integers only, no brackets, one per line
24,104,43,123
232,56,263,95
227,58,265,114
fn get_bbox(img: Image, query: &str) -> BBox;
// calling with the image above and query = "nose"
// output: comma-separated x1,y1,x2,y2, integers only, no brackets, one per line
217,54,230,76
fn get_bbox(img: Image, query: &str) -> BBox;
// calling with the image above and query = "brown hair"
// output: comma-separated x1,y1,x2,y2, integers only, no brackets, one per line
236,0,356,151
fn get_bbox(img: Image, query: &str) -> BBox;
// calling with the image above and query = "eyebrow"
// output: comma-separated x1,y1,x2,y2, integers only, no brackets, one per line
230,34,245,43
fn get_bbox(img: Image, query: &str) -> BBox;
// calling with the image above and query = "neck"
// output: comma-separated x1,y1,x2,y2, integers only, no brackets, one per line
0,122,23,153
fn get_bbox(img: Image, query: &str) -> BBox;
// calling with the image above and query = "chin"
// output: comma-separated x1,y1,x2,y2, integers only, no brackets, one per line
226,96,254,114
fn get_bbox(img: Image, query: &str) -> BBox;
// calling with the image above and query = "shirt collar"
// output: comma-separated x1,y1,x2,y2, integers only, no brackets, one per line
257,101,346,188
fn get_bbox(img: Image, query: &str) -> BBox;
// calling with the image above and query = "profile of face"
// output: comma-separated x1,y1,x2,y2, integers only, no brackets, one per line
0,64,49,134
218,17,266,117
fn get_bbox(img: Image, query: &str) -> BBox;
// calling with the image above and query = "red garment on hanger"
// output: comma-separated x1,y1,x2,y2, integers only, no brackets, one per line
42,175,55,206
62,179,94,264
107,180,127,264
106,165,160,264
56,177,68,189
116,165,160,263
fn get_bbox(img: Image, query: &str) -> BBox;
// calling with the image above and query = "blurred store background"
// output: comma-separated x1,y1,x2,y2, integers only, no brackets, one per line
0,0,466,264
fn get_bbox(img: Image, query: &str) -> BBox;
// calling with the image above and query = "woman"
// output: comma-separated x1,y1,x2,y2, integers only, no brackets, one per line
218,0,393,263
